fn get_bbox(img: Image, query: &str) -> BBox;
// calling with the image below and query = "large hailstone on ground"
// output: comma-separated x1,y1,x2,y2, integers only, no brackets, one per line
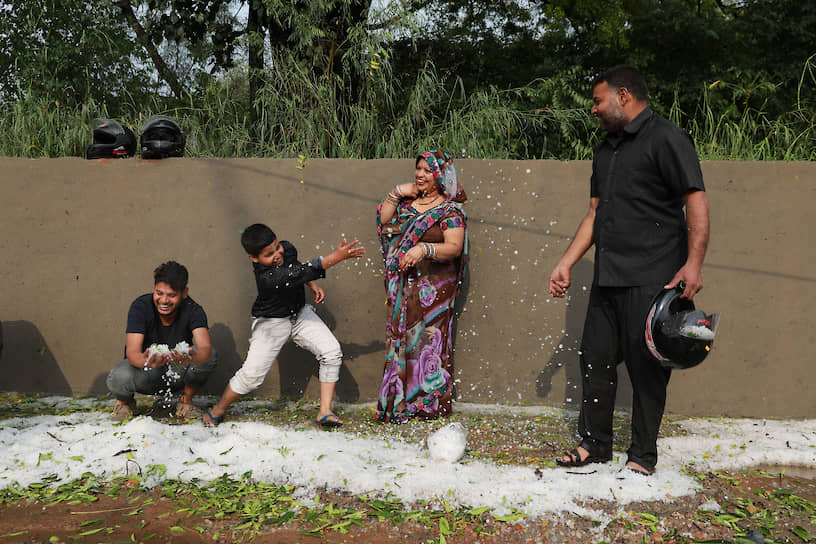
427,422,468,462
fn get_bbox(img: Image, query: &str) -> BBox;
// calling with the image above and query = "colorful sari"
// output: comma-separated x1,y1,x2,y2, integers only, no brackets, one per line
375,152,468,422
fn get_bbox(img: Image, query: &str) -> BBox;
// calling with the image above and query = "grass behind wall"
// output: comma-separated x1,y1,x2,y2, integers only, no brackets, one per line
1,59,814,161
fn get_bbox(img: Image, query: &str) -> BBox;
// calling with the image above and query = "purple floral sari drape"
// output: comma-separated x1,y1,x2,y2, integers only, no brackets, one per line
375,199,467,422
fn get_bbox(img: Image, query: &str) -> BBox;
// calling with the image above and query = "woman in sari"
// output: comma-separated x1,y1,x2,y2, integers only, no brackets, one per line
376,149,468,422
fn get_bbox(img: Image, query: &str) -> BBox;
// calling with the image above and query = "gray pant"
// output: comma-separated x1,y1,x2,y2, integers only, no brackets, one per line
106,349,218,402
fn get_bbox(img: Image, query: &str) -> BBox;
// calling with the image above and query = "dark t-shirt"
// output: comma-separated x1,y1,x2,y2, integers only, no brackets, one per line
251,240,325,318
124,294,208,356
590,107,705,286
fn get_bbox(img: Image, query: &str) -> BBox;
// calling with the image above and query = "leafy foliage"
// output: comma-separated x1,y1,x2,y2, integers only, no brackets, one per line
0,0,151,108
0,0,813,159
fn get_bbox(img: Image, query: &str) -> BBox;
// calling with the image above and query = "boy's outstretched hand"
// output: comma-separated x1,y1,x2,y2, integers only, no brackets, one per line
321,238,365,269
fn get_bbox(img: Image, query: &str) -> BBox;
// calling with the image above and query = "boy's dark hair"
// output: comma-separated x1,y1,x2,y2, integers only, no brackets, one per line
153,261,188,292
593,65,649,103
241,223,277,256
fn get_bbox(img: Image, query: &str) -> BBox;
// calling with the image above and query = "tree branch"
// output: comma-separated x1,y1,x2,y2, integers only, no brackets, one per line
112,0,185,99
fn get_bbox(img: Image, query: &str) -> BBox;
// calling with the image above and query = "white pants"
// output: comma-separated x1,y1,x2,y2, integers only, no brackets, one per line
230,305,342,395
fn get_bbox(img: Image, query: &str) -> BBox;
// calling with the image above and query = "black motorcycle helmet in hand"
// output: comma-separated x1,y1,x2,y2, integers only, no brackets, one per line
644,283,720,369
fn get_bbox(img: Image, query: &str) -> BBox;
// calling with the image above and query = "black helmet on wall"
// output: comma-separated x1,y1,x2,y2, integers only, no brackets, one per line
85,119,136,159
644,284,720,370
140,115,185,159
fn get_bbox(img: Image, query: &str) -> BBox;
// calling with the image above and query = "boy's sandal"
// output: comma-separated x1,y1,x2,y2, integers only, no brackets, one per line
315,413,343,428
203,410,224,427
555,447,612,468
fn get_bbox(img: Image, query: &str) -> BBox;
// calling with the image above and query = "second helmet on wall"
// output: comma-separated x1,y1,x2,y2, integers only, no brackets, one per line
140,115,185,159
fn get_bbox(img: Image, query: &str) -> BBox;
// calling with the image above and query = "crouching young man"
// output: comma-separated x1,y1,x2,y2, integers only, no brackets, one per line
106,261,216,422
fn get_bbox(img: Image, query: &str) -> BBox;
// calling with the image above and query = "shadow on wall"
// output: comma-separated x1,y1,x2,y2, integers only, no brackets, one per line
201,322,244,395
450,262,471,400
277,305,384,403
534,260,635,410
87,372,110,395
0,320,72,395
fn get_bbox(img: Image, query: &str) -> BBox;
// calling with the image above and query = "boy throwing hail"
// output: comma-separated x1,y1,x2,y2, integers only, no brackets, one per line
204,224,364,427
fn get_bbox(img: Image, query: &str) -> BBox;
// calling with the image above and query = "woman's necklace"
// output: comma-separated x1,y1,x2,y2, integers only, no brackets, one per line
415,192,442,207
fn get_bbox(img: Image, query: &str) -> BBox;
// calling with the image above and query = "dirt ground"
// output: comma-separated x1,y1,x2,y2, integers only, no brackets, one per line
0,395,814,544
2,462,813,543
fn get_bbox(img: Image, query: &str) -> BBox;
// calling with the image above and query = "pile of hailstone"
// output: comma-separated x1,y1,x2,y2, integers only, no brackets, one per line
427,422,468,463
143,341,192,407
680,324,715,341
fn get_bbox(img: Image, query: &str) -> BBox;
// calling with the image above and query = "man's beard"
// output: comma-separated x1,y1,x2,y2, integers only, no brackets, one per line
599,106,628,133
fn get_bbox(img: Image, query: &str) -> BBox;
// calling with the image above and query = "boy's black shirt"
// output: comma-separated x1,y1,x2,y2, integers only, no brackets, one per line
125,294,208,356
251,240,325,318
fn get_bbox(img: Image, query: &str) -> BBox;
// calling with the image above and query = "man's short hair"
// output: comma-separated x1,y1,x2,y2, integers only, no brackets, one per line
593,65,649,102
241,223,277,256
153,261,188,292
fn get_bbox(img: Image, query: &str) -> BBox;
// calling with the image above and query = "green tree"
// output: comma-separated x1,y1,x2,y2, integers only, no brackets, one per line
112,0,242,98
0,0,151,108
392,0,814,124
111,0,376,136
245,0,374,136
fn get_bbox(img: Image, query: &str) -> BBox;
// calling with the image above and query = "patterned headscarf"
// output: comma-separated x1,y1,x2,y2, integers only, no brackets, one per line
417,149,467,203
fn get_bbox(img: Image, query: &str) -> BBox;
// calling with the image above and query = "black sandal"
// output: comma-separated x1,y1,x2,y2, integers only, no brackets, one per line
555,447,612,467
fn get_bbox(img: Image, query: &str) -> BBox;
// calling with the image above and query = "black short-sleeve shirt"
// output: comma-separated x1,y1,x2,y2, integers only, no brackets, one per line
591,107,705,286
125,294,208,355
250,240,326,318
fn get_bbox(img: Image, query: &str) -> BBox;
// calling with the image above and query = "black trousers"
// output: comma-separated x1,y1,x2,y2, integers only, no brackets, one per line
578,284,671,472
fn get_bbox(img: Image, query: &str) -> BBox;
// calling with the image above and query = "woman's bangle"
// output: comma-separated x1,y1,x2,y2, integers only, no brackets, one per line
394,185,404,197
385,191,400,204
423,242,436,259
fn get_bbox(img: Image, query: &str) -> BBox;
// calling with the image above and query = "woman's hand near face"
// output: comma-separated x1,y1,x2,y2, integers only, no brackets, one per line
381,183,420,224
397,182,420,199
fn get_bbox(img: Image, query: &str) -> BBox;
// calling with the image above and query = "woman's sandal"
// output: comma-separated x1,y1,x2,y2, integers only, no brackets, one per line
555,447,612,468
203,410,224,427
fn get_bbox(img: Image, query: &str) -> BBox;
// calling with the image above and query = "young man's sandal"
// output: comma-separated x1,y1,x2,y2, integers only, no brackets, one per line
555,447,612,468
203,410,224,427
314,413,343,428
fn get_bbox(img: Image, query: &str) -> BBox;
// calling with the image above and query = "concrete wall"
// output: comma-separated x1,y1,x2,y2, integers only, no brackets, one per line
0,158,813,418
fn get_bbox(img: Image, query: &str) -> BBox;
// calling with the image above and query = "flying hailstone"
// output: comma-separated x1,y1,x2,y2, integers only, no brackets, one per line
427,422,468,463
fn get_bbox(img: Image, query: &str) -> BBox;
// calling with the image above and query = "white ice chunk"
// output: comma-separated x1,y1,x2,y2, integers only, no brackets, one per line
427,422,468,463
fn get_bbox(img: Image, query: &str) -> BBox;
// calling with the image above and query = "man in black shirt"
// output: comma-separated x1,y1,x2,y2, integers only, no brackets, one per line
548,65,710,476
106,261,215,421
